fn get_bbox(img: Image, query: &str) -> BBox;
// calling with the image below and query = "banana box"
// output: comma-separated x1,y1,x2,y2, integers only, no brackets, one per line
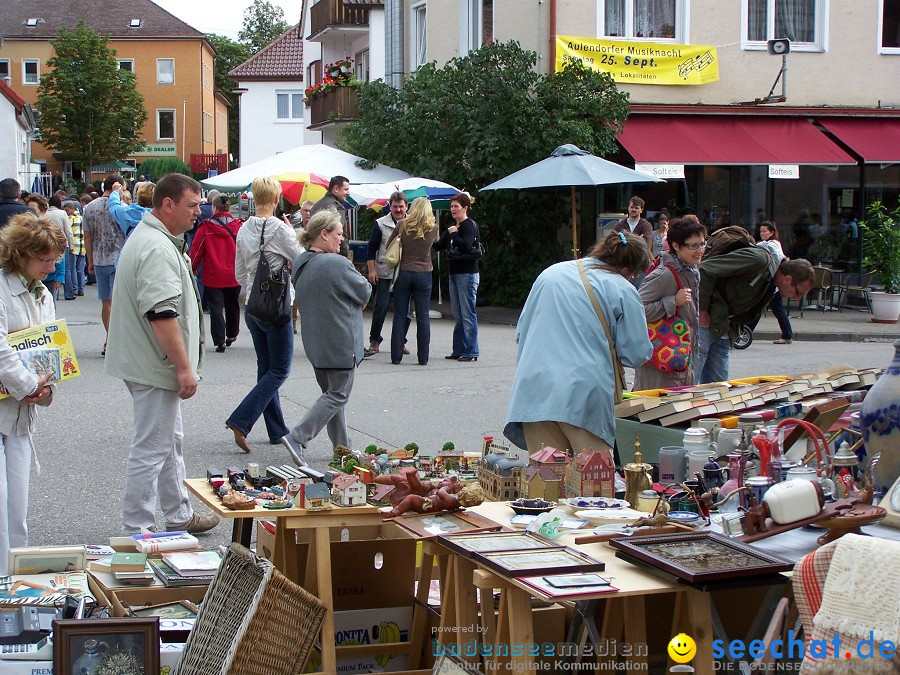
305,606,413,673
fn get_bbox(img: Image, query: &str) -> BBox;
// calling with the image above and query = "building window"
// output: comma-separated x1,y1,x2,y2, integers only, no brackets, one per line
0,60,9,81
412,2,427,69
308,60,322,87
276,91,303,120
881,0,900,52
157,58,174,85
23,60,40,85
742,0,826,51
157,109,175,140
462,0,492,54
117,59,134,73
355,49,370,82
202,111,212,143
599,0,684,41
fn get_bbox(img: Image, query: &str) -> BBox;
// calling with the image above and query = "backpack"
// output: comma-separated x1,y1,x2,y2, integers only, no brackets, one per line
702,225,755,261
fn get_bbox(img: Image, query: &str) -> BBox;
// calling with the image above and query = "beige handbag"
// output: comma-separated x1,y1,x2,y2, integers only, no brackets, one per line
577,259,626,404
384,230,402,269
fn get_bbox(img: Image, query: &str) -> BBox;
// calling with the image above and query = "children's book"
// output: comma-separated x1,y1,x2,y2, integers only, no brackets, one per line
0,319,80,400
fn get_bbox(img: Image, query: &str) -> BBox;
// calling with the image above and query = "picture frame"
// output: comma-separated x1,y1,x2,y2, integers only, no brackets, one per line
474,546,606,578
8,546,86,575
392,510,503,538
437,531,555,558
53,617,159,675
129,600,199,619
609,531,793,583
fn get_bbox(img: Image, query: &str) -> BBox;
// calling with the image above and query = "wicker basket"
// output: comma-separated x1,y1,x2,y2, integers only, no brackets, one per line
176,543,326,675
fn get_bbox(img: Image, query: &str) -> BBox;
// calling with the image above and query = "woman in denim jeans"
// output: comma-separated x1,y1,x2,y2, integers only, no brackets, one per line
387,197,438,365
225,177,301,453
434,193,480,362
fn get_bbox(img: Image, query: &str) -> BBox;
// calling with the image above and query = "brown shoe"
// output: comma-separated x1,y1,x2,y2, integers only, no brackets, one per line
773,338,792,345
167,513,220,534
402,345,410,355
368,342,379,353
226,422,252,453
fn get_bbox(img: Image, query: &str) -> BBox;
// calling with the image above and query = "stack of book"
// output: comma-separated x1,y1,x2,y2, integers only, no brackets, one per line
149,551,222,587
110,552,153,584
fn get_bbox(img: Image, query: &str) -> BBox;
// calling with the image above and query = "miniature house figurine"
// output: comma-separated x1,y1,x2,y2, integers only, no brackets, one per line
306,482,332,510
368,483,396,507
529,447,569,480
565,449,616,498
478,446,528,501
331,474,367,507
520,465,563,501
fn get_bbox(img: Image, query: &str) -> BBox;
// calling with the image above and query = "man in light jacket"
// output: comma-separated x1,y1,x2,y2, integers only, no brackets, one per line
105,173,220,535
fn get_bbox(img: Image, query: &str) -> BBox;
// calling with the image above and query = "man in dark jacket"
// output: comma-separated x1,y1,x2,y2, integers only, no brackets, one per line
696,248,815,384
311,175,351,258
0,179,30,228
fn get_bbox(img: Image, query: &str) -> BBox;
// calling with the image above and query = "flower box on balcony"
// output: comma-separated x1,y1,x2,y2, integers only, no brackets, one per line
309,86,360,129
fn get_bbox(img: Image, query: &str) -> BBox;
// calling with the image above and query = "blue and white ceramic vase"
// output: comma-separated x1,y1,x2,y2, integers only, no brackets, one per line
860,339,900,490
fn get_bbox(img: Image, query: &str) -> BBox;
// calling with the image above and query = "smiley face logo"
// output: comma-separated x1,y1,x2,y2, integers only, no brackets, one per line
667,633,697,664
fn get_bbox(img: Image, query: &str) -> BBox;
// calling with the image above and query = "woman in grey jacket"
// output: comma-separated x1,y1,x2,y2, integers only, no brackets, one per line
225,177,301,453
633,215,706,391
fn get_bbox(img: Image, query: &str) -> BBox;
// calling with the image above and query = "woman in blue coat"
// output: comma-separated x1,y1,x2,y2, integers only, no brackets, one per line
504,231,653,458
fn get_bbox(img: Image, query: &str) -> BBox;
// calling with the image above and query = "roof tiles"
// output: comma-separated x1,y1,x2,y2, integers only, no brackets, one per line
228,24,303,80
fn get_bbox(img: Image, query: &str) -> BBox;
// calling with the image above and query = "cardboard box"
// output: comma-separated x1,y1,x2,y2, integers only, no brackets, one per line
293,523,416,611
255,519,276,559
304,606,414,674
88,571,207,618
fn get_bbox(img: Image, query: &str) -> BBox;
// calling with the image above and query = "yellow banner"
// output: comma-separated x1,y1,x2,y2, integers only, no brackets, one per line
556,35,718,86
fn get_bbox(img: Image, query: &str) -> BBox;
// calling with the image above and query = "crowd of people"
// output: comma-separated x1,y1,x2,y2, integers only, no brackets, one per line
0,171,819,564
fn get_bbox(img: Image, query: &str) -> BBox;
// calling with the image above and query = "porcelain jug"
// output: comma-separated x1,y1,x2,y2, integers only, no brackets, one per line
860,339,900,490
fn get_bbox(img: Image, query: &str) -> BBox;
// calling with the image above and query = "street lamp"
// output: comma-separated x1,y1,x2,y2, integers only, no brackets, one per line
78,88,92,187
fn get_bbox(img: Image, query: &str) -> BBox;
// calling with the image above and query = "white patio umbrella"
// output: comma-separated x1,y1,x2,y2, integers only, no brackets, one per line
200,144,411,192
479,144,664,257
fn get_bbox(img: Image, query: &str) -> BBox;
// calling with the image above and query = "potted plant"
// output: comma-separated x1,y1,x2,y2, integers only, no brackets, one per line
860,201,900,323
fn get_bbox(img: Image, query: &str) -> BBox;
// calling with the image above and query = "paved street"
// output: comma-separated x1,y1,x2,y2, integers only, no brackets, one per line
31,290,895,551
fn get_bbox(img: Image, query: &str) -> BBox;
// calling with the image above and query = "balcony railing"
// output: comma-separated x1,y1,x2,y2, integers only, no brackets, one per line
309,86,359,129
309,0,369,39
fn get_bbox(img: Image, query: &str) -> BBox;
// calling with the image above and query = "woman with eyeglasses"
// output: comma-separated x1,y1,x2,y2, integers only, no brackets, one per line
0,212,66,575
504,231,653,458
633,215,706,391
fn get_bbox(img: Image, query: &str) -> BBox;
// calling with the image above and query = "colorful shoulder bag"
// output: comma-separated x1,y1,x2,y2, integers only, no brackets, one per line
646,264,691,372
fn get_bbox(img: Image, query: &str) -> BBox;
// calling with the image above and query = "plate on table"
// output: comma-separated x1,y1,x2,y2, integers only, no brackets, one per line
575,507,648,523
560,497,630,510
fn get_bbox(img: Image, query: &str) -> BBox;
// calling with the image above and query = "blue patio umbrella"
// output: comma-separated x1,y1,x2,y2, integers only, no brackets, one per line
480,144,664,257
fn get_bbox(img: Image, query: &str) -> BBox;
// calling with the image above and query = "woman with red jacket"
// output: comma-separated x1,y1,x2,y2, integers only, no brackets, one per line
190,195,242,352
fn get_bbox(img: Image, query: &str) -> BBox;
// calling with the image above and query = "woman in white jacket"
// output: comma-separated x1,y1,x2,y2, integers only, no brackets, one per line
0,213,66,575
225,177,301,453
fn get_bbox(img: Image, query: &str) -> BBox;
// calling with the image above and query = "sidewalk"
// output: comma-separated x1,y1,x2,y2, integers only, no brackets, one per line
453,301,897,342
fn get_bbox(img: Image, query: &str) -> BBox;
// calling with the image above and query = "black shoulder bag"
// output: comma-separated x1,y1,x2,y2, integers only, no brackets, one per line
245,220,292,326
447,220,485,261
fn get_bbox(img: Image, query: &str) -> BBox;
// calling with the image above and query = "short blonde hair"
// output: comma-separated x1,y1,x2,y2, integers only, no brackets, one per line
136,182,155,208
0,213,67,275
299,209,341,248
251,176,281,209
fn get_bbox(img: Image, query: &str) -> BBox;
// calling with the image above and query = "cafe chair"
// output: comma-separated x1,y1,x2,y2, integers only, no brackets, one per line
808,266,834,312
835,272,874,313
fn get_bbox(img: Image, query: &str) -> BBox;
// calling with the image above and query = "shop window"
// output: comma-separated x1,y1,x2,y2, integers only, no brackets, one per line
881,0,900,52
599,0,685,41
157,58,174,85
742,0,827,51
157,109,175,140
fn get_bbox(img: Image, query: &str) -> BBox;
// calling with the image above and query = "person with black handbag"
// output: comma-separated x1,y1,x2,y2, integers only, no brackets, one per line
225,177,301,454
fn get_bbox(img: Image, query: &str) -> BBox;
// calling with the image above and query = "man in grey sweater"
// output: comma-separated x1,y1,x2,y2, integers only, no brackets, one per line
281,209,371,464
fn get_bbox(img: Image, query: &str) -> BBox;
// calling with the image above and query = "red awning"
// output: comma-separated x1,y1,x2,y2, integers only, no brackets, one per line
617,116,856,166
819,118,900,163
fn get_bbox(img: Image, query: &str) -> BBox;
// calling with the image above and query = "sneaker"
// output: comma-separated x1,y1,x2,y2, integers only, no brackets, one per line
281,434,308,467
773,338,792,345
363,348,377,358
166,513,220,534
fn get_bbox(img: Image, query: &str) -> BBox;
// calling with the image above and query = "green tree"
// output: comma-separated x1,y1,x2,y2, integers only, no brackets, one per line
207,33,251,165
239,0,291,55
36,22,147,174
341,41,630,305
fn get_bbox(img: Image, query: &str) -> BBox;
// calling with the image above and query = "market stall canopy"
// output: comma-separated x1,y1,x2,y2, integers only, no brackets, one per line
479,144,663,257
199,144,411,193
818,118,900,164
350,177,465,211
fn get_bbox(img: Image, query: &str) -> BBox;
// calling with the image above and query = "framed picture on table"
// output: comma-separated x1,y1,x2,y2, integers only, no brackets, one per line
437,531,555,558
392,511,503,538
53,617,159,675
609,531,793,583
474,546,606,578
